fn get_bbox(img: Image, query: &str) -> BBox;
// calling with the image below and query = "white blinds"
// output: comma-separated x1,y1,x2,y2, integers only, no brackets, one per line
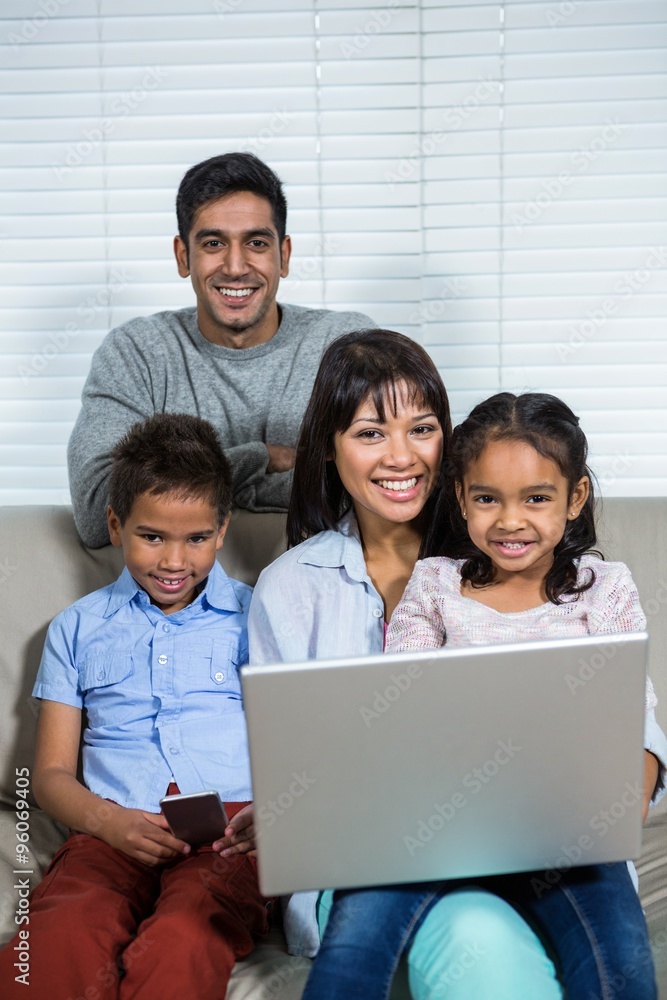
1,0,666,503
500,0,667,495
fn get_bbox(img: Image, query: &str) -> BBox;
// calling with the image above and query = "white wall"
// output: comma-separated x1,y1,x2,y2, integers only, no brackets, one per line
1,0,666,503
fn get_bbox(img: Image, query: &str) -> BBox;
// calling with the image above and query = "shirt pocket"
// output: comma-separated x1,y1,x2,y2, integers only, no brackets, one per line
185,637,244,699
78,653,137,728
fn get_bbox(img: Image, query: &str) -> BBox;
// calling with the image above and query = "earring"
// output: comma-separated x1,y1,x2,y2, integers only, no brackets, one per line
462,510,467,519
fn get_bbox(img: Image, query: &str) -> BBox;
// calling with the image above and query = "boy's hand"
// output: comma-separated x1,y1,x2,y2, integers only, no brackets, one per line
213,803,256,858
103,807,191,865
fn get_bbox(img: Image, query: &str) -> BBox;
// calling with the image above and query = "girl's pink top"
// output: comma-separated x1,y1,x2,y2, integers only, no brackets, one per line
387,554,656,711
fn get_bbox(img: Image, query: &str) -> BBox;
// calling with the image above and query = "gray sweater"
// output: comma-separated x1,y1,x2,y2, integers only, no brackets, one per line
68,303,375,547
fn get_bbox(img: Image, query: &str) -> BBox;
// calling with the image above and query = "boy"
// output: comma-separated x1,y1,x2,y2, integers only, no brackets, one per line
0,414,268,999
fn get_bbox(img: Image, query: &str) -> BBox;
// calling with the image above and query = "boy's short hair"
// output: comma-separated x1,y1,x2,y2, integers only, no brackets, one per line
176,152,288,247
108,414,233,526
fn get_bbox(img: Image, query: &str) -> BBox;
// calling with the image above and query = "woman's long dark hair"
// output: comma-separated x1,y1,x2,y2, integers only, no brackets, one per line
423,392,600,604
287,329,452,551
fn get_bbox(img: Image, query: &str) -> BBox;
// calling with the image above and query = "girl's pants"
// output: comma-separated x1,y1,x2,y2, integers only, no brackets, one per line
0,802,271,1000
306,862,656,1000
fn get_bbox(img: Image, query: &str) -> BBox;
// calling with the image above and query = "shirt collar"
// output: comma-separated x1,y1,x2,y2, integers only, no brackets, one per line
103,561,242,619
297,509,369,584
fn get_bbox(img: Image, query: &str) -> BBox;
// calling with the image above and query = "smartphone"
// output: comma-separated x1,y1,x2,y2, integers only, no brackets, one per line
160,790,229,846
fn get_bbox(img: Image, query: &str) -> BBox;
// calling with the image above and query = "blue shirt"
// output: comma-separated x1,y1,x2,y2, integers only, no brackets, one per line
33,562,253,811
249,510,385,665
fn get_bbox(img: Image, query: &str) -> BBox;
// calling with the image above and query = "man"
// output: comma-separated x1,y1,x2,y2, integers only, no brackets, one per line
68,152,375,547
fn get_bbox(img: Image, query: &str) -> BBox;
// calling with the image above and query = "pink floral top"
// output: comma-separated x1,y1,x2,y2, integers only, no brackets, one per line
387,554,657,711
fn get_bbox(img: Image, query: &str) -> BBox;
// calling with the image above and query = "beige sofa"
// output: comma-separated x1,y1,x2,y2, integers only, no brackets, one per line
1,501,667,997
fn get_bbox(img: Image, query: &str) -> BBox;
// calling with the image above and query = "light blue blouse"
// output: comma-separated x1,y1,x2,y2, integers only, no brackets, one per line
248,509,384,956
249,509,385,666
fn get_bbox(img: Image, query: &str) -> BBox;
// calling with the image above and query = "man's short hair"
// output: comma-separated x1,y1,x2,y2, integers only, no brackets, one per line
176,152,288,247
108,414,233,526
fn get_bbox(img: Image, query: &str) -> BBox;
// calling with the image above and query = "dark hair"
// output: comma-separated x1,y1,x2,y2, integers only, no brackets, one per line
108,414,233,526
287,329,452,552
428,392,599,604
176,152,287,247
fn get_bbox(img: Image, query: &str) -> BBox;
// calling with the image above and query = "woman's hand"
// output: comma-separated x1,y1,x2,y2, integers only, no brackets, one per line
213,803,256,857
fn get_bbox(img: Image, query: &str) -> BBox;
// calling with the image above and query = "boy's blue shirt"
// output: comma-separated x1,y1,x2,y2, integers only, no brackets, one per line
33,562,253,811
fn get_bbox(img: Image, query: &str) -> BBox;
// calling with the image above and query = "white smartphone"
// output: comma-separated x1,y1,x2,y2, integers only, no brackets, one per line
160,790,229,846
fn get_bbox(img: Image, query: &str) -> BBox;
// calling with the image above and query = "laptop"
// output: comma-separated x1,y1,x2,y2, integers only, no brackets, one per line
241,632,648,896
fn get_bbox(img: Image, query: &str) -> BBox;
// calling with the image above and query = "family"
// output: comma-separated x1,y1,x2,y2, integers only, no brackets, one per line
0,153,664,1000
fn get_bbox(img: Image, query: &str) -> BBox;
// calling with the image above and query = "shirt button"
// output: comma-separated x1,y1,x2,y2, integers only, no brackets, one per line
214,671,224,682
372,608,383,618
162,623,170,633
170,747,180,755
96,670,105,680
158,654,168,665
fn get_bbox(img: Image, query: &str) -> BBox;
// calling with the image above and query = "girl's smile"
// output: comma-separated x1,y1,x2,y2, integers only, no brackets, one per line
457,438,589,588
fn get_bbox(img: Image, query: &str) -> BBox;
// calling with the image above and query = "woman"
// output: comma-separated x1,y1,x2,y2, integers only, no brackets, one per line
248,330,562,999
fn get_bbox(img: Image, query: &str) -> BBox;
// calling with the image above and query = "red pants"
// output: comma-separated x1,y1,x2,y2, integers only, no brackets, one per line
0,803,270,1000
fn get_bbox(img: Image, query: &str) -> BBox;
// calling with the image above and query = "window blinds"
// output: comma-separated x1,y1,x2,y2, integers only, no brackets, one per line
0,0,665,503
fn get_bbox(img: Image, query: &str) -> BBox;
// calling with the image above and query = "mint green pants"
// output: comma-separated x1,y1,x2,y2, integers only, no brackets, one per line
317,887,563,999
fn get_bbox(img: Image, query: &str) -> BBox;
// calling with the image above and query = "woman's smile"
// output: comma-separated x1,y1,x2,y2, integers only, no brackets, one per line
333,383,443,529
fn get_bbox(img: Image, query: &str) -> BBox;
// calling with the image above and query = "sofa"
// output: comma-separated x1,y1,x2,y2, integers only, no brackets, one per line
1,500,667,997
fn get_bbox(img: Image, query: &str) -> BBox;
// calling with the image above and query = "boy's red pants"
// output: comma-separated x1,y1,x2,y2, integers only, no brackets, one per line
0,802,271,1000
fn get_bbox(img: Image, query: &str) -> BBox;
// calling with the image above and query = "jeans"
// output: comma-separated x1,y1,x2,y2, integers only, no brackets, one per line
304,863,655,1000
302,882,447,1000
503,861,657,1000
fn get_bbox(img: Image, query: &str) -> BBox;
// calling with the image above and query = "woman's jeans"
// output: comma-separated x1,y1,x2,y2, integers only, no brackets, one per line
303,862,656,1000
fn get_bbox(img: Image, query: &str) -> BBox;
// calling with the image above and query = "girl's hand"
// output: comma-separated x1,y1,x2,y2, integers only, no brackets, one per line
642,750,660,823
213,803,256,857
101,806,191,865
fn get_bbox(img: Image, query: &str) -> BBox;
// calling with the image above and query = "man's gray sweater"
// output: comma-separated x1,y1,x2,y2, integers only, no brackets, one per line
68,303,374,547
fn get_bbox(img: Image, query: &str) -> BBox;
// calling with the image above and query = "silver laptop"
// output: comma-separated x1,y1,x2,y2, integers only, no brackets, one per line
241,632,648,896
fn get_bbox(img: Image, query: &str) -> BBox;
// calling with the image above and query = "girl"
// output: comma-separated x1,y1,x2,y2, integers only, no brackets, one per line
302,391,666,1000
250,342,566,1000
